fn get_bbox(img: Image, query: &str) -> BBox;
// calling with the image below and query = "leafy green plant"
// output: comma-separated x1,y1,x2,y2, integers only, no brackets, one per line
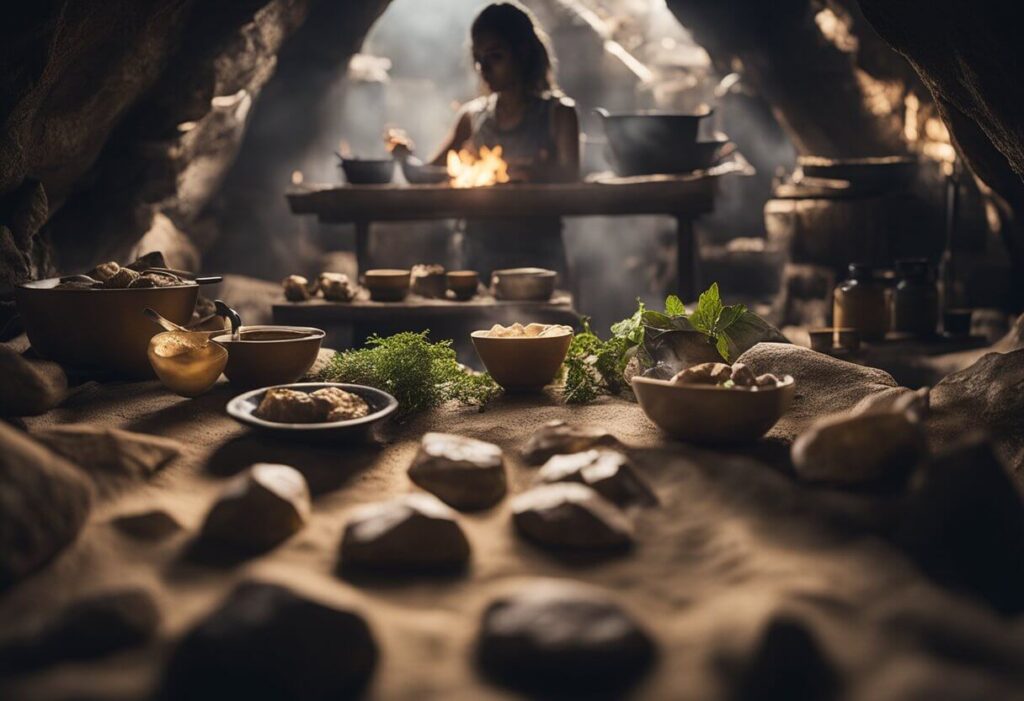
318,331,499,419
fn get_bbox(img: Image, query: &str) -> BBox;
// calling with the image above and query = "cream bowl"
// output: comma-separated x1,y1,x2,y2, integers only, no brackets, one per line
471,329,573,391
631,374,795,444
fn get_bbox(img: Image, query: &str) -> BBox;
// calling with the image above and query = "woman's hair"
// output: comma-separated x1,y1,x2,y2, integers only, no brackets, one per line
471,2,557,94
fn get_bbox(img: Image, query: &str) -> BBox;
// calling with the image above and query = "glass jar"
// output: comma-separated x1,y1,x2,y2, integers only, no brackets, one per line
833,263,888,341
891,259,938,337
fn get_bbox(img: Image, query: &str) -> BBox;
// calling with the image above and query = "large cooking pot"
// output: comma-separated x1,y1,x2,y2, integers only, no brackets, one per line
14,278,200,378
596,107,713,175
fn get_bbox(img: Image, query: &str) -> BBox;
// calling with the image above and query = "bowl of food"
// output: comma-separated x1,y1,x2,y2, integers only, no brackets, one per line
471,323,573,391
632,362,795,444
364,269,411,302
491,267,557,302
339,158,395,185
447,270,479,301
227,382,398,441
212,326,325,388
148,330,228,397
14,264,203,378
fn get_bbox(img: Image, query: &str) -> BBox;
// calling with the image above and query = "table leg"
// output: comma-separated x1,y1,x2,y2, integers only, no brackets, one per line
675,216,697,301
355,221,370,280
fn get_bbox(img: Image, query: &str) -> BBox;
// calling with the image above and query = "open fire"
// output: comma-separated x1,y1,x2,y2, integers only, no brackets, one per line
446,145,510,188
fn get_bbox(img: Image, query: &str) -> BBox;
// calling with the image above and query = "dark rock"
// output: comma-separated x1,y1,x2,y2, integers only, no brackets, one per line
0,588,159,675
521,420,621,465
112,509,183,541
163,581,376,701
199,463,310,554
339,494,470,573
0,343,68,417
511,483,633,550
0,421,92,588
33,424,181,481
536,449,658,508
737,343,901,441
476,579,655,694
791,412,925,487
408,432,506,510
732,614,840,701
894,437,1024,614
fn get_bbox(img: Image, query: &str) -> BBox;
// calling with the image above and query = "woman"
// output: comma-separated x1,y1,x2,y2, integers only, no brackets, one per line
396,2,579,280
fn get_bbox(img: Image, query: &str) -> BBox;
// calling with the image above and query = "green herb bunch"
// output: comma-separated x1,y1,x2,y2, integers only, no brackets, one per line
319,331,499,419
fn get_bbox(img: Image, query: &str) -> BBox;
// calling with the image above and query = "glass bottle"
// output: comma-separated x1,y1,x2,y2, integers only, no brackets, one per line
833,263,888,341
891,258,938,337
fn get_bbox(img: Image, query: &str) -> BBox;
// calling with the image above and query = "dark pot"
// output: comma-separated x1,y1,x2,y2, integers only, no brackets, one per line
340,158,394,185
596,108,713,175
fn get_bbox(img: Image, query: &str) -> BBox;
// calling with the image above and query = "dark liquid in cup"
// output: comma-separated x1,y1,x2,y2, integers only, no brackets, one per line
237,330,313,341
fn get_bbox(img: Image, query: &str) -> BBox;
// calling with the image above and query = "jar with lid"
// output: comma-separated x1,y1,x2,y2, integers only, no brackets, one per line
891,258,938,337
833,263,888,341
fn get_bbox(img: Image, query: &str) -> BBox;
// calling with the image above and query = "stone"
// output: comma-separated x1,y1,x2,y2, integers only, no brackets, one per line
737,343,902,441
163,581,376,701
536,449,657,508
32,424,181,481
0,422,93,588
511,483,633,550
732,614,840,701
339,494,470,572
408,432,506,510
894,438,1024,614
521,420,621,465
0,343,68,417
476,579,655,694
111,509,183,541
850,386,930,422
791,412,926,487
199,464,310,554
0,588,159,674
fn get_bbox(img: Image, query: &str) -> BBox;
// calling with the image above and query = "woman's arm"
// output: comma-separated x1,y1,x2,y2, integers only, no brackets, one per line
428,108,474,166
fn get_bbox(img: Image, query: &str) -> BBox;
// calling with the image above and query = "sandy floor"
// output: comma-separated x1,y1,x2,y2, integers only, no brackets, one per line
2,380,1023,700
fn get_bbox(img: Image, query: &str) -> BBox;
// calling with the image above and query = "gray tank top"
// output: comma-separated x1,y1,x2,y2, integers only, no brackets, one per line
466,93,559,168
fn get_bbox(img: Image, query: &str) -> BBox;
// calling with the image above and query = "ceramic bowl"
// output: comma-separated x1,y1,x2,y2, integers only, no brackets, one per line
447,270,479,300
471,328,573,391
491,267,556,301
364,269,411,302
212,325,324,388
632,375,795,444
339,158,394,185
148,331,228,397
227,382,398,442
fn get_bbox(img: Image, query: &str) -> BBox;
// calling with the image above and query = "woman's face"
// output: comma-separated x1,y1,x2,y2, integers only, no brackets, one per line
473,33,518,92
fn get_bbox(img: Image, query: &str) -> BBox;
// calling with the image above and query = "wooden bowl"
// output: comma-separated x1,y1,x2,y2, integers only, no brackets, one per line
447,270,479,300
364,269,410,302
212,325,324,388
471,329,572,391
14,278,199,378
631,375,795,444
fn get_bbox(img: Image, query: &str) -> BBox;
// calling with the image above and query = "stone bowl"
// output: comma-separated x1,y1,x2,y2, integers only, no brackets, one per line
364,269,410,302
491,267,556,301
212,325,324,388
227,382,398,442
14,277,199,378
631,375,796,444
471,329,573,392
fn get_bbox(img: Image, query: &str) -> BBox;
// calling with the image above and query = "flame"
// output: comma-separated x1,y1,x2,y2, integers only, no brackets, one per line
291,170,304,185
446,146,510,188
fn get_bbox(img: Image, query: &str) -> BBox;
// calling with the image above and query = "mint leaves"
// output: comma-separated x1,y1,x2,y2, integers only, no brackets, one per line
686,283,749,360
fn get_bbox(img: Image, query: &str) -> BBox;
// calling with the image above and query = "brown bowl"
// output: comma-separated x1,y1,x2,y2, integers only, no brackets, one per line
212,325,325,388
447,270,479,300
491,267,556,301
471,329,572,391
14,278,199,378
632,375,795,444
364,269,410,302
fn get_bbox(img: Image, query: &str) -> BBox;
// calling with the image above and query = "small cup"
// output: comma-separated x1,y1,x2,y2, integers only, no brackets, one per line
446,270,479,301
148,331,228,397
808,328,834,353
364,269,410,302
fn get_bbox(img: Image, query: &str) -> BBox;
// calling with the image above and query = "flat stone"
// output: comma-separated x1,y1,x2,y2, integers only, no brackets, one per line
163,582,376,701
511,483,633,550
200,463,310,554
536,449,657,507
33,424,181,481
849,386,929,421
476,579,655,694
791,412,926,487
0,587,159,674
111,509,183,541
339,493,470,572
732,614,840,701
0,421,93,588
521,420,621,465
894,437,1024,614
0,343,68,417
408,432,506,510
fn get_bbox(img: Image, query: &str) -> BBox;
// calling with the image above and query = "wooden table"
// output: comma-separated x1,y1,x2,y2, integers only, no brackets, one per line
286,164,745,300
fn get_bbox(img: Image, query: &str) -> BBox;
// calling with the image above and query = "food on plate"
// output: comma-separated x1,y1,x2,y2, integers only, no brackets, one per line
670,362,782,390
254,386,370,423
482,322,573,338
319,272,356,302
